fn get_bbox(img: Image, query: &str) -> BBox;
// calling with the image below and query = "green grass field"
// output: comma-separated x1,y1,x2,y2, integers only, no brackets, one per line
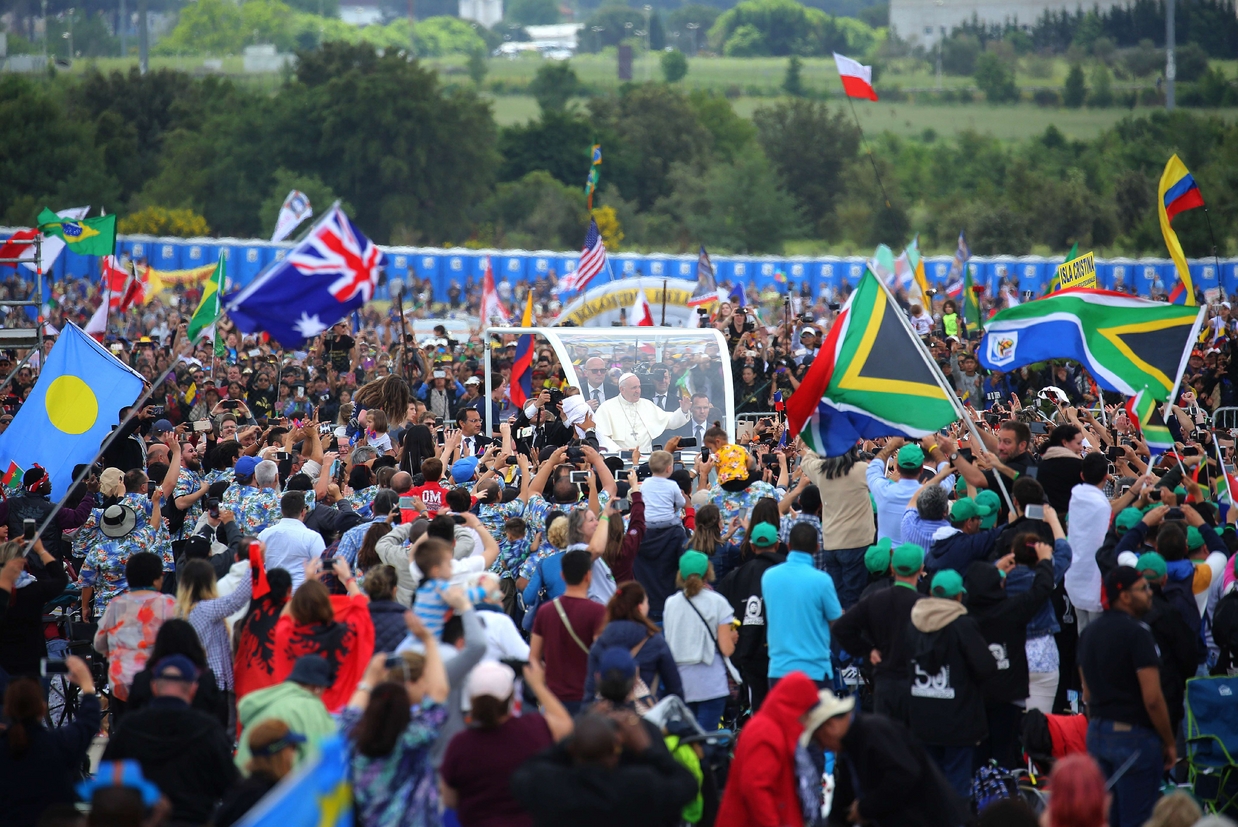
57,52,1238,142
490,94,1238,140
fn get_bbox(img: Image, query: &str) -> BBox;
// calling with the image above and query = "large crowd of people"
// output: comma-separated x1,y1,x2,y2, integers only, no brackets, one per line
0,272,1236,827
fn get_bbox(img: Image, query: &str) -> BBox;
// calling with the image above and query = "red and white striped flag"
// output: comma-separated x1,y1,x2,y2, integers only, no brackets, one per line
479,256,510,326
561,218,607,294
833,52,879,101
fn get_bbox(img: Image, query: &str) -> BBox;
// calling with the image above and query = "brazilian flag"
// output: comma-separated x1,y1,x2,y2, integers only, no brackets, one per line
37,208,116,256
786,269,958,457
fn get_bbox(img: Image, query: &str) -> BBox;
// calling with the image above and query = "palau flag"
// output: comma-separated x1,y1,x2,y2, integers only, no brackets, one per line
1158,155,1205,307
235,735,352,827
0,323,144,497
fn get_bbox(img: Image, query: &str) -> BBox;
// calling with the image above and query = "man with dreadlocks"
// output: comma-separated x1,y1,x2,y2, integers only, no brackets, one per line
801,446,876,610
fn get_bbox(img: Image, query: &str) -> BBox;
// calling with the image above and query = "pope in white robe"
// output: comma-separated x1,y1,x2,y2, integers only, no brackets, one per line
592,372,691,453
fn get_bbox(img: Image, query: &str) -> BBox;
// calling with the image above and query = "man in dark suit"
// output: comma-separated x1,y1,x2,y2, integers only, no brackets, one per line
673,392,719,445
456,408,493,456
580,357,618,411
644,367,679,413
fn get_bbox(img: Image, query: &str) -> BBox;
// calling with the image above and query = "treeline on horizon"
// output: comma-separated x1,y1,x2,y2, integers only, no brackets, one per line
0,40,1235,257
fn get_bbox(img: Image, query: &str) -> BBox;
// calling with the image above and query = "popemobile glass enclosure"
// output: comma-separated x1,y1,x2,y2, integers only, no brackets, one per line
483,327,736,446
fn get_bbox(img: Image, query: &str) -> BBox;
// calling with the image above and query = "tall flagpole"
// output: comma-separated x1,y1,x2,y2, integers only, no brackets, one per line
845,95,892,209
872,268,1016,514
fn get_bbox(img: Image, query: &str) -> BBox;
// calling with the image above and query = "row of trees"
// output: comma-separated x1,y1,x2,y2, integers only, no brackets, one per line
953,0,1238,57
0,42,1235,257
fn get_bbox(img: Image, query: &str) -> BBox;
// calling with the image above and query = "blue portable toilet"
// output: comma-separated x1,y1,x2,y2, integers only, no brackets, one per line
557,255,579,283
670,256,694,279
530,254,554,281
1191,261,1220,295
844,258,865,287
151,240,179,272
644,255,669,279
183,242,208,271
924,258,950,287
1017,260,1047,295
498,254,528,284
234,245,268,287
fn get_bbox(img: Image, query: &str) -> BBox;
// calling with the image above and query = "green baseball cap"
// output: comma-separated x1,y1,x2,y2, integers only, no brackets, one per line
951,497,993,523
865,538,893,574
679,550,710,579
975,490,1002,530
897,444,925,470
749,522,779,548
892,543,925,576
1187,526,1204,551
1115,507,1143,534
1136,551,1167,581
954,475,969,495
931,569,966,598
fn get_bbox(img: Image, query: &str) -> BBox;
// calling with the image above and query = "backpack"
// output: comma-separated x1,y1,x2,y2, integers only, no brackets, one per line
971,761,1016,813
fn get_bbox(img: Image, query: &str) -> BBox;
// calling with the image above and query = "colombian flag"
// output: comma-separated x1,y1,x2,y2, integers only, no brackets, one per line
1158,155,1204,307
510,292,535,407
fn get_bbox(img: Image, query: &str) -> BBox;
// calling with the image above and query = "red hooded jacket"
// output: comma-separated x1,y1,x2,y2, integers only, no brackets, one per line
716,672,821,827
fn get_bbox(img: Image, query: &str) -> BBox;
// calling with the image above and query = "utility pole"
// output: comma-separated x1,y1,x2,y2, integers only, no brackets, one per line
138,0,148,74
119,0,127,58
40,0,47,62
1165,0,1175,110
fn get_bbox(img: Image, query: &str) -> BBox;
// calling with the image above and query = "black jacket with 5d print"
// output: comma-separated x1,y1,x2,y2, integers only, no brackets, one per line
906,597,997,747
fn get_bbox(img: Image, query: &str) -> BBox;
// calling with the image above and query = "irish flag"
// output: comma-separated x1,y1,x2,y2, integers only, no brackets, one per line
833,52,878,101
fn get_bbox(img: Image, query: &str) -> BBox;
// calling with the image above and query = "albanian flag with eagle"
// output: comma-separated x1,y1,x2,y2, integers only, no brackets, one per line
272,594,375,713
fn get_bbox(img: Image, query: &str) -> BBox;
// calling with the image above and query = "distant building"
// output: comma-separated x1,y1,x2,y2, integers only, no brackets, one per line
889,0,1085,47
459,0,502,29
340,0,384,26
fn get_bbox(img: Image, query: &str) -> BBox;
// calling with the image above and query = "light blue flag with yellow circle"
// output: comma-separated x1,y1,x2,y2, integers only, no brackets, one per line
0,323,144,497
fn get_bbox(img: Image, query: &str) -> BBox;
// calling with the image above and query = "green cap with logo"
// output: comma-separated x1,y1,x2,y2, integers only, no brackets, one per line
897,444,925,470
975,490,1002,530
892,543,925,576
1136,551,1167,581
951,497,993,523
930,569,966,598
864,537,893,574
748,522,780,548
1115,507,1144,535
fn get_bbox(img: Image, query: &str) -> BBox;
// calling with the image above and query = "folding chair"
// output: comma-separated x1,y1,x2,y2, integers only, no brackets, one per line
1185,675,1238,816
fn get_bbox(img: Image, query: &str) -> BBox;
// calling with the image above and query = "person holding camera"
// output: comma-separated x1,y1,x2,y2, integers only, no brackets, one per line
0,655,100,827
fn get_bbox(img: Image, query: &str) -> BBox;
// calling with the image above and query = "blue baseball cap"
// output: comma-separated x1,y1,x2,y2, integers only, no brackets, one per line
235,456,260,477
152,654,199,683
598,646,637,679
77,760,162,808
451,457,479,483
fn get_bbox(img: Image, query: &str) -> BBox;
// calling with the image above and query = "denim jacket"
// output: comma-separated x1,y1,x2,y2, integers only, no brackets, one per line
1005,538,1072,637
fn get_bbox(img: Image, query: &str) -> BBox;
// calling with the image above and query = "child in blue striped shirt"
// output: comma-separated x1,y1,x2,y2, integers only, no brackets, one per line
411,540,496,637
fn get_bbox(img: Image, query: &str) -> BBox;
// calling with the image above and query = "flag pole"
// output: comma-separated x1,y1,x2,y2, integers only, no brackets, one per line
20,322,217,557
873,269,1016,515
1203,207,1224,299
660,278,667,326
845,95,892,209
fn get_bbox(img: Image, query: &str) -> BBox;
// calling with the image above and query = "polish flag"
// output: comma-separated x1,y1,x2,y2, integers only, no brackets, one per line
630,290,655,327
479,256,510,326
833,52,879,101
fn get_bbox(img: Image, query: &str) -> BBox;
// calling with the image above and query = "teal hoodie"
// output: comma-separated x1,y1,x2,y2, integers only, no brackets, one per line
235,681,337,773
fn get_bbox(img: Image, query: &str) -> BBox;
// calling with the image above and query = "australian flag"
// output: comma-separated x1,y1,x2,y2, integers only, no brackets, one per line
225,206,384,347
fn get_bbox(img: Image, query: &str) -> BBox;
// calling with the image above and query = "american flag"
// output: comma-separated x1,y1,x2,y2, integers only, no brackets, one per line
561,218,607,294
